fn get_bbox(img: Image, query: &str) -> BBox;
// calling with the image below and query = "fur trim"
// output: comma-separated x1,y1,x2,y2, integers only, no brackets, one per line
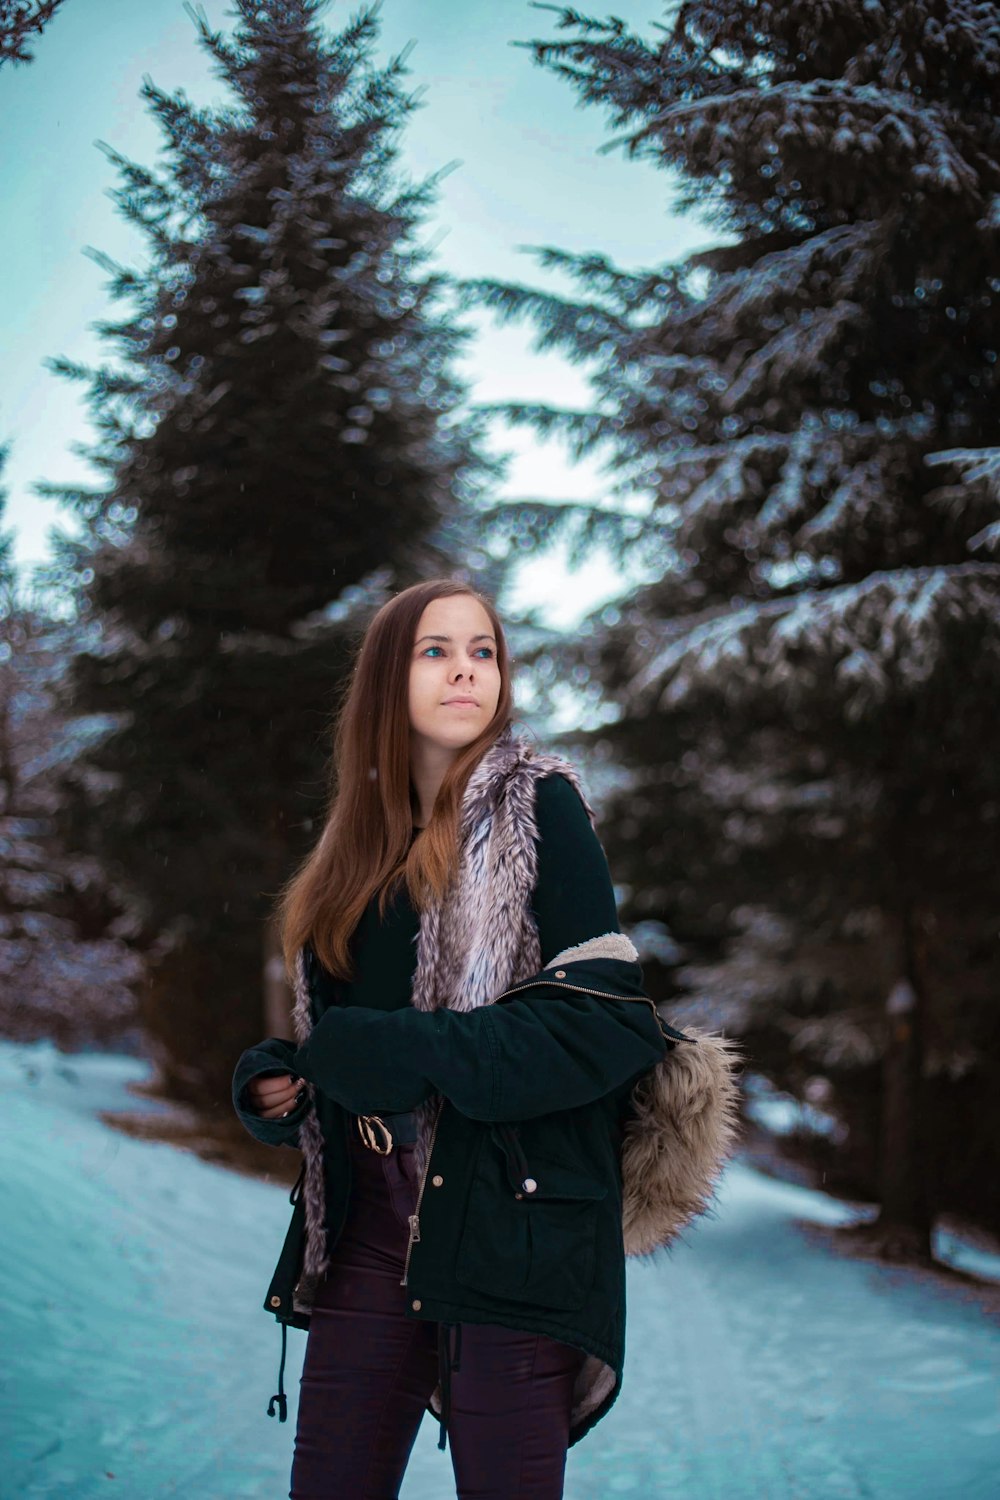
622,1026,744,1257
571,1357,617,1432
290,946,330,1293
546,931,639,968
425,1347,616,1435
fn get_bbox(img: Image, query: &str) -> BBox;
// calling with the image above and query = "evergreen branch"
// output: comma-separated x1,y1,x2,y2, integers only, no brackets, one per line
925,446,1000,485
471,400,598,436
630,562,1000,718
0,0,65,68
722,301,866,412
518,3,734,136
968,521,1000,554
622,79,981,196
673,220,883,343
43,356,91,384
474,495,659,563
458,276,627,356
685,230,808,273
519,244,690,312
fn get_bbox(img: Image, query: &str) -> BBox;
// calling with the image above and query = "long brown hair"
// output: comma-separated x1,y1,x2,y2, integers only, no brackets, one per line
276,578,515,981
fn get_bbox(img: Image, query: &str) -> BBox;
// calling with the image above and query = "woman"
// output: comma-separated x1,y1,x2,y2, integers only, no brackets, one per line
232,578,741,1500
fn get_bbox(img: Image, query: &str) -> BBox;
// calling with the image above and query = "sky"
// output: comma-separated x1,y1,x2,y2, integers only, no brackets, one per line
0,0,718,625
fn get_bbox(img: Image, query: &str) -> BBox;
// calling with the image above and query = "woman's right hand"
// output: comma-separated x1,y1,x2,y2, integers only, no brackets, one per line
247,1072,307,1119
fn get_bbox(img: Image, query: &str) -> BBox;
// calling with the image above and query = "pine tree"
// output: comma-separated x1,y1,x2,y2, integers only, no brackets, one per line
0,0,65,68
0,450,143,1048
467,2,1000,1256
40,0,495,1099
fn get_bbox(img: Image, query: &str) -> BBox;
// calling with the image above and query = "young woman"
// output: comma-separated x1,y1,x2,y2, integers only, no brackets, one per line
232,578,740,1500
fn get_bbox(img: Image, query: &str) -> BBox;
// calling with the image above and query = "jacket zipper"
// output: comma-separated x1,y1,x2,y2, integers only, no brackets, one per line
400,1100,442,1288
492,977,685,1047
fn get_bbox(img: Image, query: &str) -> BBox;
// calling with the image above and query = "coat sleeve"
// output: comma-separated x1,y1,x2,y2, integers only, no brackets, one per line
231,1037,311,1148
288,771,666,1122
288,986,667,1122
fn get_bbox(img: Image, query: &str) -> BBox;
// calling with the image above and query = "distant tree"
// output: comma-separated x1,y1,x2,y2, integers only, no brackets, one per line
0,448,142,1048
467,1,1000,1257
0,0,65,68
40,0,496,1100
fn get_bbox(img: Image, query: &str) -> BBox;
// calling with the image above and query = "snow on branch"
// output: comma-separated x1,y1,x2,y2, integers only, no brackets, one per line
925,447,1000,550
723,300,865,410
795,454,898,550
674,221,882,344
625,79,980,197
926,445,1000,488
629,562,1000,720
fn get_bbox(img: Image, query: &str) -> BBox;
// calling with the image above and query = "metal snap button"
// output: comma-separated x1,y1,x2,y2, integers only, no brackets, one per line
269,1295,281,1308
514,1192,523,1200
431,1174,444,1187
522,1177,537,1193
554,970,566,978
412,1298,422,1311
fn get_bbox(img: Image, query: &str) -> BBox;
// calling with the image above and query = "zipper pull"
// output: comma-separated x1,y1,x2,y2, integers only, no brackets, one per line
400,1212,421,1287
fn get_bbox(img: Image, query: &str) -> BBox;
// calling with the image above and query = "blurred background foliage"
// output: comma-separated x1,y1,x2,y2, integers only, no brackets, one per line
1,0,998,1262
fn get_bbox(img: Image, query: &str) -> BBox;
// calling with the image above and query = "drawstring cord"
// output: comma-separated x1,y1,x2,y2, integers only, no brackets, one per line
266,1162,305,1423
437,1321,463,1451
268,1321,288,1422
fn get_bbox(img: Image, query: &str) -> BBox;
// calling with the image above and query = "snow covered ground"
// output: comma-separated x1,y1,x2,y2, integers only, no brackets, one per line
3,1037,999,1499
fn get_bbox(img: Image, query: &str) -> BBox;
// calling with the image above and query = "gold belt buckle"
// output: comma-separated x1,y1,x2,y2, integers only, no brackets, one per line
357,1114,394,1155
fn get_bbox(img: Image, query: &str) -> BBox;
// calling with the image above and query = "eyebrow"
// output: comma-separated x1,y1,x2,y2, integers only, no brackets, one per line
414,633,497,645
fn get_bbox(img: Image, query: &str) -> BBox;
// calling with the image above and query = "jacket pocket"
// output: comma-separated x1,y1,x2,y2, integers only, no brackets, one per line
454,1126,607,1312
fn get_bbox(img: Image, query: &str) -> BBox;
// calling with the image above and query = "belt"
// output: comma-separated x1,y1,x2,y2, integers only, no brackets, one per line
354,1110,418,1153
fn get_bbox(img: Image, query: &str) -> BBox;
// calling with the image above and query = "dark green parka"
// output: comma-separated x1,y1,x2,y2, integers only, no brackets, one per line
232,747,732,1451
233,947,686,1448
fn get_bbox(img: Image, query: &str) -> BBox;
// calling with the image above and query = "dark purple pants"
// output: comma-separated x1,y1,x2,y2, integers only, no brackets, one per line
289,1122,585,1500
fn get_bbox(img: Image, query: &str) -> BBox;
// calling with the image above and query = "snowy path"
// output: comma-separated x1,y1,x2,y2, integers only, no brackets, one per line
2,1039,998,1500
577,1170,1000,1500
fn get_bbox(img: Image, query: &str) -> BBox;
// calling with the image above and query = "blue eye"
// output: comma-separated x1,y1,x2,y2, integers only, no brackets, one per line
420,645,495,658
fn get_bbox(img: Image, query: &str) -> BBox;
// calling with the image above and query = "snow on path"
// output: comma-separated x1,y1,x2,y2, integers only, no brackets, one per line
577,1169,1000,1500
2,1039,998,1499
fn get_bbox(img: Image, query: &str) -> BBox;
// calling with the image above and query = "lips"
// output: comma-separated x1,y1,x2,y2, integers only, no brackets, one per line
443,698,479,706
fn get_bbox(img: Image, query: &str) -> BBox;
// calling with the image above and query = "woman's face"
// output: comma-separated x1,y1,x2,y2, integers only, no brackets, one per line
408,593,503,754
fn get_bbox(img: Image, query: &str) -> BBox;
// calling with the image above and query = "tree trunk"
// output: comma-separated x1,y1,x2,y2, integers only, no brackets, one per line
871,905,934,1260
263,915,293,1038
